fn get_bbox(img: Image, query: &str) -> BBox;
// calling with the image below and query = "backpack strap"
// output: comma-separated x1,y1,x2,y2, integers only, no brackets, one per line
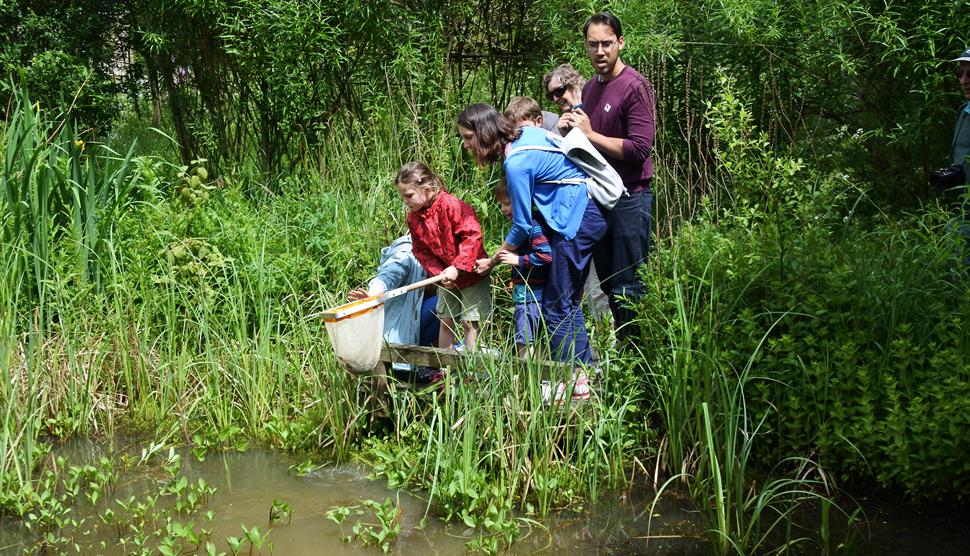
506,144,561,157
506,144,589,186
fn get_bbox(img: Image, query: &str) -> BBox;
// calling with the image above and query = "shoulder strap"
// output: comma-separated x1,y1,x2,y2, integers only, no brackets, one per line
506,144,562,157
505,144,587,185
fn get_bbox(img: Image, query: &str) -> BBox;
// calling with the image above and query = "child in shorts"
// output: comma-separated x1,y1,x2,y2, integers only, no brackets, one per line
396,161,491,351
493,179,551,358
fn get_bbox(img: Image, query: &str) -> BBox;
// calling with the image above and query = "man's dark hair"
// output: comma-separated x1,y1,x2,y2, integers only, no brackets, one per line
583,12,622,38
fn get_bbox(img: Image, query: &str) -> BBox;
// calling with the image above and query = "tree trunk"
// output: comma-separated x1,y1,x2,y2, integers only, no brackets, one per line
159,54,193,164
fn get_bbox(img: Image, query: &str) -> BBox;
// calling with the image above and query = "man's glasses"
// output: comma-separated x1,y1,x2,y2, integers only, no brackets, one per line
586,40,616,52
546,83,568,101
957,69,970,79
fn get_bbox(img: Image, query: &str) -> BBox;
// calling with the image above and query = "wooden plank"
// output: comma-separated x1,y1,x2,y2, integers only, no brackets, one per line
380,344,465,369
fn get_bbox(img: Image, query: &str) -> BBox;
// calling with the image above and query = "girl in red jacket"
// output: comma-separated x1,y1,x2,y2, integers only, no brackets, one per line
396,161,491,351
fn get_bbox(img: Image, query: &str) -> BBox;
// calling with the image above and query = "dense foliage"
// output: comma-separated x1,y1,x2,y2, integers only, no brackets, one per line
4,0,968,200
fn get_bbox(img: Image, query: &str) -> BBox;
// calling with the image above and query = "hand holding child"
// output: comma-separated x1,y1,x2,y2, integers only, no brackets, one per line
474,257,494,275
496,250,520,266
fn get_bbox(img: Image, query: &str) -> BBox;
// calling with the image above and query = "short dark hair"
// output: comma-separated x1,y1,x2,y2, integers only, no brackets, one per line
494,178,510,201
583,12,622,39
457,103,519,165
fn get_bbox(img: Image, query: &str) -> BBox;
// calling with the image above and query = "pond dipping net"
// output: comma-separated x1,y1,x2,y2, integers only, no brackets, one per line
322,297,385,374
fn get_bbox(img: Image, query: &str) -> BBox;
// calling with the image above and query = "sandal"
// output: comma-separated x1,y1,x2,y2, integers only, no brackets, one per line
540,381,566,404
571,372,591,401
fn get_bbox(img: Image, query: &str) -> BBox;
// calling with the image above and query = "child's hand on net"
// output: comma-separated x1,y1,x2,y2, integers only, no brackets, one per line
349,283,384,300
496,250,519,266
348,288,369,300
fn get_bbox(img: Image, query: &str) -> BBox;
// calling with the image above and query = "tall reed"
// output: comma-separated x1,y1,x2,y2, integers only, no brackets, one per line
639,233,856,554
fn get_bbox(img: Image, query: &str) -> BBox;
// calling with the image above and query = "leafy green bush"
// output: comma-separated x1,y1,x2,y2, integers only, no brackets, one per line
634,76,970,500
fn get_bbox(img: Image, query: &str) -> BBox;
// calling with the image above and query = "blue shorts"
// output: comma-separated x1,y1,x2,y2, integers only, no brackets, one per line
514,300,543,345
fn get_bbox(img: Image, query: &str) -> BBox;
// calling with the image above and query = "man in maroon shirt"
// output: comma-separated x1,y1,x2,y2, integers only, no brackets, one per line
557,11,655,344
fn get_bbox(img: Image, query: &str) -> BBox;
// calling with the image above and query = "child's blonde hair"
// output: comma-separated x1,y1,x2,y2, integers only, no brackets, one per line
503,96,542,124
396,161,444,195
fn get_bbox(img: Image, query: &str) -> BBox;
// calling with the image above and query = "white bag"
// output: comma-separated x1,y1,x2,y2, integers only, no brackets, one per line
507,128,627,209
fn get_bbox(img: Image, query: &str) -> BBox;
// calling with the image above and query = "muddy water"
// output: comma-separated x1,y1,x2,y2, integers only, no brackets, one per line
0,439,707,555
5,439,966,555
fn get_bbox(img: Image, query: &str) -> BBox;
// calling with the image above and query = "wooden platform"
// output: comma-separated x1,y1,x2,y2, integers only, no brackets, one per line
379,343,573,377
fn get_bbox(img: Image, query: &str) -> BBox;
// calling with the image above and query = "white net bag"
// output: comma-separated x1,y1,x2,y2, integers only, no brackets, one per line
323,297,385,374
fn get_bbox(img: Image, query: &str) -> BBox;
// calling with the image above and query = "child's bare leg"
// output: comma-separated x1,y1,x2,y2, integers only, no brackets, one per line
516,343,530,359
461,320,480,351
439,318,458,350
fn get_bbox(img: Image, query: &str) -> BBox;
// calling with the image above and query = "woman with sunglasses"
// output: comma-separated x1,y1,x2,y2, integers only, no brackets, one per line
460,103,606,400
542,64,586,117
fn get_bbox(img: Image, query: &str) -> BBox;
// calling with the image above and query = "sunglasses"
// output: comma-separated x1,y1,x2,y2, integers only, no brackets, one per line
957,69,970,79
546,83,568,101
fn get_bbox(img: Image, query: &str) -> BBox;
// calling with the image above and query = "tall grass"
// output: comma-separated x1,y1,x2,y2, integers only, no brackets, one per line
1,84,138,492
637,248,855,554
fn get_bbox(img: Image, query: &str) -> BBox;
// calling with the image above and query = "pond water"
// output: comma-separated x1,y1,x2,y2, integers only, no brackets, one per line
1,438,966,555
0,438,707,555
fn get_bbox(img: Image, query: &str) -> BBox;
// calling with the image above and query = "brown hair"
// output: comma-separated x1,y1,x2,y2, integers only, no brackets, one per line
493,178,510,201
396,161,444,197
503,96,542,124
541,64,586,96
457,103,519,165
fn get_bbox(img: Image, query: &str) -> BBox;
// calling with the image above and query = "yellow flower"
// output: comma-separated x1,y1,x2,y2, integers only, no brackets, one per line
75,140,85,152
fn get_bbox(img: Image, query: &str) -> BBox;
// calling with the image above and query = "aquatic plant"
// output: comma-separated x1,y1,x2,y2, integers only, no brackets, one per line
326,497,401,553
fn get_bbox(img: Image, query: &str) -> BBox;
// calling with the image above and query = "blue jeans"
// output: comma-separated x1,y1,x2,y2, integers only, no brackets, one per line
419,294,439,347
542,201,607,365
593,188,652,340
514,299,543,345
